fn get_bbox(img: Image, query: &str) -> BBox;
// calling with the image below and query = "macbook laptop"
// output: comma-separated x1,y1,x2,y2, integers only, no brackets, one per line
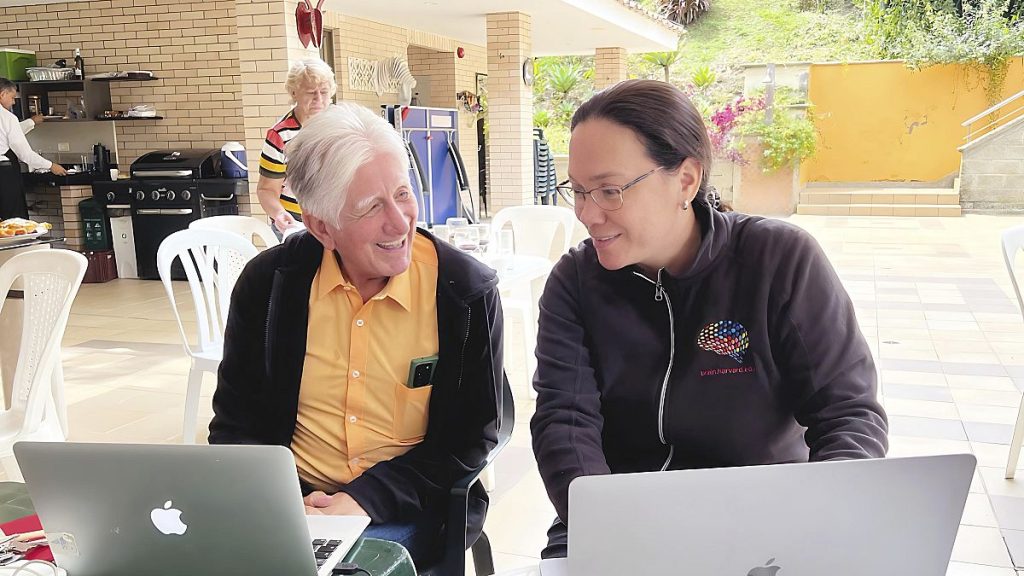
567,454,976,576
13,442,370,576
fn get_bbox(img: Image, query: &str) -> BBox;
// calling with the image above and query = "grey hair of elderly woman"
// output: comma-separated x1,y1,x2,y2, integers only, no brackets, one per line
285,58,337,102
285,103,410,228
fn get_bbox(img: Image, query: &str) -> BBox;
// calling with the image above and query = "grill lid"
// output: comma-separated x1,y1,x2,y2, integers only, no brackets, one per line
131,149,222,179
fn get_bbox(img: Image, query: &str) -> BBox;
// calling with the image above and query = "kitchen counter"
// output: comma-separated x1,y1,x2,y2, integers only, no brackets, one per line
23,180,95,252
23,170,118,187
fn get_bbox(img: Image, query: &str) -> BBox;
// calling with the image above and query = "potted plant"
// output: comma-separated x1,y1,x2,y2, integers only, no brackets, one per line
706,89,817,215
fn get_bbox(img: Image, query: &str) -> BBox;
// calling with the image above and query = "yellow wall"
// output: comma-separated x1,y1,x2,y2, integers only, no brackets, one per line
804,58,1024,183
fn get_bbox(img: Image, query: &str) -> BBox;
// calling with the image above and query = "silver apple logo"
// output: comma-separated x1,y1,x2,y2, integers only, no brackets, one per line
150,500,188,535
747,558,781,576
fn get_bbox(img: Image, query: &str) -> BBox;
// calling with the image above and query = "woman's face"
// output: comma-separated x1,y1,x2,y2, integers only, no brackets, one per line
568,118,700,273
292,81,331,120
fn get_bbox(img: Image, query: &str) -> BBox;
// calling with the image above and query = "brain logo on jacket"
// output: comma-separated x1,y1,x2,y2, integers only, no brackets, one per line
696,320,750,364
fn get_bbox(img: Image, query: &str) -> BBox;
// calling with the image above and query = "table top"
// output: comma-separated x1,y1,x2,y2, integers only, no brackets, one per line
0,238,60,253
475,253,553,286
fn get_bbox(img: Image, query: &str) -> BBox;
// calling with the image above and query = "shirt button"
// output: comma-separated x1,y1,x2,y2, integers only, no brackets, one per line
350,457,361,465
356,319,365,327
349,415,357,423
352,370,360,378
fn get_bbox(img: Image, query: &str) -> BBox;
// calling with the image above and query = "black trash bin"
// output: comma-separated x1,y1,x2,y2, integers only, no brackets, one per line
79,198,112,251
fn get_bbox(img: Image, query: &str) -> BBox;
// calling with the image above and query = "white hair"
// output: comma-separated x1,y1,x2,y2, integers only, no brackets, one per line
285,58,338,101
286,103,410,228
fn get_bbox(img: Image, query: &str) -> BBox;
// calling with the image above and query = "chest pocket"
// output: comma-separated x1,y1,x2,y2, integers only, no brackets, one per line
393,383,432,443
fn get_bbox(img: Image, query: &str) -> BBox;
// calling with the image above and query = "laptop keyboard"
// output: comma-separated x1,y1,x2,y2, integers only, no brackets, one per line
312,538,345,571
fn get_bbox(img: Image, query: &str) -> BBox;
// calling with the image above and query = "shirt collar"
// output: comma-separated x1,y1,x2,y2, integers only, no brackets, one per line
315,248,412,311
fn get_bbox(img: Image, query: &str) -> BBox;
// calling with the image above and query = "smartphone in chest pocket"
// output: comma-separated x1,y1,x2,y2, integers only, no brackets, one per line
406,355,439,388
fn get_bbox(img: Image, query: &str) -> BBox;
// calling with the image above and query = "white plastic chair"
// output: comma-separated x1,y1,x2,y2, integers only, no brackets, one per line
0,250,86,480
157,229,258,444
489,206,578,399
489,205,577,262
1003,224,1024,478
189,215,280,249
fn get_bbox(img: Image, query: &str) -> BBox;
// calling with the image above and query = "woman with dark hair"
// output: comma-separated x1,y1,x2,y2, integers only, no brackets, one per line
530,79,888,558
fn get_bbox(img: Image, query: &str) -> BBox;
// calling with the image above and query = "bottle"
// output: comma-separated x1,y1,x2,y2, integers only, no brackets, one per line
93,143,109,175
70,96,85,119
73,48,84,79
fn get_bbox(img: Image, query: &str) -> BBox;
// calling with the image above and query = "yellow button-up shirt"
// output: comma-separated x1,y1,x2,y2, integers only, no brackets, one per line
291,234,439,492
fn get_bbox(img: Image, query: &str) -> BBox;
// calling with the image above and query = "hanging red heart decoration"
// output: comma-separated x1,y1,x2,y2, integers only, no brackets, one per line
295,0,313,48
311,0,325,48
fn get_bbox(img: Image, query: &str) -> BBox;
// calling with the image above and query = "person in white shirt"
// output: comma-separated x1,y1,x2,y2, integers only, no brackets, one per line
20,113,44,135
0,77,65,220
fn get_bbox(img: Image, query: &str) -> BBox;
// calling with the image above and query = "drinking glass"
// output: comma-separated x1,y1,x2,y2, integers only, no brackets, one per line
431,224,450,243
446,217,469,230
471,223,491,252
497,229,515,257
451,226,480,252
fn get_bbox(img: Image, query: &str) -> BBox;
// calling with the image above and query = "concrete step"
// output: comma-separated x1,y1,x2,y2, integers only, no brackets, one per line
796,204,962,217
798,189,960,206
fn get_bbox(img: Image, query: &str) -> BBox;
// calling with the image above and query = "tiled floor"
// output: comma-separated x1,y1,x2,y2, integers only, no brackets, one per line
13,213,1024,575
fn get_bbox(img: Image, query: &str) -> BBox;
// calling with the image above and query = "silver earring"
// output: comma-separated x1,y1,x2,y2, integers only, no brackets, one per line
682,200,689,211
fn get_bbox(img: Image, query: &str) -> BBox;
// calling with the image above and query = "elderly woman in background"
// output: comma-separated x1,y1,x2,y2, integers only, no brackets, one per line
256,57,336,233
212,103,506,568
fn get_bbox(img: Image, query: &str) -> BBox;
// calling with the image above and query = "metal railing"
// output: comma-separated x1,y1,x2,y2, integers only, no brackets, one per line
962,88,1024,147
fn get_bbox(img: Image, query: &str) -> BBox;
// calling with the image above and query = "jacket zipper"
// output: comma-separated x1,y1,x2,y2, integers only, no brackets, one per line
455,304,471,391
633,268,676,471
264,272,280,380
264,298,274,379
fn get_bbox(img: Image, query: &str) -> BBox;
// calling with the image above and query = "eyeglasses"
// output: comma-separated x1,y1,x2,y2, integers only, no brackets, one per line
556,167,662,212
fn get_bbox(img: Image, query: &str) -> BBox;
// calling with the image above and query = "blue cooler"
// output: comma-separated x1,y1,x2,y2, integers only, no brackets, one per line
220,142,248,178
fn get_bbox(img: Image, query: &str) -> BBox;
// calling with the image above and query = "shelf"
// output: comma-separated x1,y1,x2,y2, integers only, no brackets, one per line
89,75,159,82
17,79,108,120
20,80,83,91
94,116,164,121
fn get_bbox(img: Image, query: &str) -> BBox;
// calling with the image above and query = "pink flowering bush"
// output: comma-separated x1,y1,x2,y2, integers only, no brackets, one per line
706,95,766,165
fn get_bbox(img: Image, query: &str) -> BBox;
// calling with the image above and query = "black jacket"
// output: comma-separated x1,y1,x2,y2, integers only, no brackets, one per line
210,229,505,538
531,203,888,556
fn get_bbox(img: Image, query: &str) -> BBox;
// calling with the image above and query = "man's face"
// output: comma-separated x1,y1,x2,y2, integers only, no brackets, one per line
0,89,16,111
306,152,418,295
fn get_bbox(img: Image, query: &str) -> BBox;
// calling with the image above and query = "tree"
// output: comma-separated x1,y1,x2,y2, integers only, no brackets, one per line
660,0,713,25
642,51,683,82
547,62,584,101
860,0,1024,102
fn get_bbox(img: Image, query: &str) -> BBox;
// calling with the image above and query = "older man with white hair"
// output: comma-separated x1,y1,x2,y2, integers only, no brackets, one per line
210,103,506,567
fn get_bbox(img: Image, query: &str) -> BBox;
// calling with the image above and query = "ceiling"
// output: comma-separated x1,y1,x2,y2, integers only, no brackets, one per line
0,0,679,55
327,0,679,56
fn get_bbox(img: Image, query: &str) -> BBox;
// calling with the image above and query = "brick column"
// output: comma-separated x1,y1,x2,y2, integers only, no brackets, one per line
594,47,627,91
486,12,533,211
235,0,317,217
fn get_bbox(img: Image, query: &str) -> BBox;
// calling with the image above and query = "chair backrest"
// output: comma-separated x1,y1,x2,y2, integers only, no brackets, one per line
490,205,577,262
156,228,259,357
189,215,279,249
0,250,86,437
492,374,515,466
1002,224,1024,324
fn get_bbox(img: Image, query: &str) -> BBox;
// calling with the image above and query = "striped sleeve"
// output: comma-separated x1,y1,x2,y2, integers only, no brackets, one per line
259,127,287,179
